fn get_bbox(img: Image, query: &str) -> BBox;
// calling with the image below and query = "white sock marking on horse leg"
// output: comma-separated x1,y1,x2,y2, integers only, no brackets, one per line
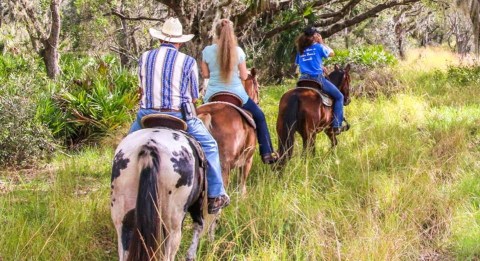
186,222,203,260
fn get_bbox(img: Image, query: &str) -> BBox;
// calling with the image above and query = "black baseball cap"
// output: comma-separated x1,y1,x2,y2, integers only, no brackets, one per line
304,26,320,36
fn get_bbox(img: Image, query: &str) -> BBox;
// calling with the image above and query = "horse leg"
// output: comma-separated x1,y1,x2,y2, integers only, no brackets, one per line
308,133,317,155
115,208,135,261
186,222,203,261
111,161,139,261
186,198,204,261
165,226,182,261
162,205,188,261
325,128,338,147
207,213,219,242
299,122,317,156
219,159,231,188
300,132,316,156
240,152,254,197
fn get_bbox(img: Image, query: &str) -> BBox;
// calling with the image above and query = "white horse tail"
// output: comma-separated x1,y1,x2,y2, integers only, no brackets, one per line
127,144,164,261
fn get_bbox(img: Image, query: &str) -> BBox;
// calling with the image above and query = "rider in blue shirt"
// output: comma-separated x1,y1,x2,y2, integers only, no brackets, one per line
295,27,347,135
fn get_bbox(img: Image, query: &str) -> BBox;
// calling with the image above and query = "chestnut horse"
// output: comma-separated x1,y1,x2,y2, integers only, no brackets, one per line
196,69,259,195
276,64,351,165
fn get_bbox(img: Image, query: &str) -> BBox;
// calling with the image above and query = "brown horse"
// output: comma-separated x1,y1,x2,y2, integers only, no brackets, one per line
276,64,351,165
196,70,259,195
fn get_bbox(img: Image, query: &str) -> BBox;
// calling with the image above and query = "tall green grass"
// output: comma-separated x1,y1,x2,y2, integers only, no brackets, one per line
1,48,479,260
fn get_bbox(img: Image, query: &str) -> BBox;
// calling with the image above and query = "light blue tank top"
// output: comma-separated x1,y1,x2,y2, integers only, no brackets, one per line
202,44,249,104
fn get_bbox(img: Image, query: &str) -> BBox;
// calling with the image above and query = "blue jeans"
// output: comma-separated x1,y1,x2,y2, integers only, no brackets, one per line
242,98,274,156
300,74,344,128
129,109,226,197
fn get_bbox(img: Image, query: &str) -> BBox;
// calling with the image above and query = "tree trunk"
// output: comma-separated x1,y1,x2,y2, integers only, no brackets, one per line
118,17,130,67
44,0,61,79
0,3,3,28
344,27,350,49
42,42,60,79
118,1,130,67
394,9,406,60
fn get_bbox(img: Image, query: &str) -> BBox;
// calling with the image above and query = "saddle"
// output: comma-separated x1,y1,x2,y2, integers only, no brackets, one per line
209,92,243,107
205,92,256,129
140,114,207,168
296,79,333,107
141,114,188,131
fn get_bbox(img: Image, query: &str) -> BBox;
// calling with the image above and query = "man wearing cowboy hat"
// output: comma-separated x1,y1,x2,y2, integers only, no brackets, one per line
129,17,230,214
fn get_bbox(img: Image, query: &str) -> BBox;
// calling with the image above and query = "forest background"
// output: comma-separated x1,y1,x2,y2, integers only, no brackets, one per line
0,0,479,260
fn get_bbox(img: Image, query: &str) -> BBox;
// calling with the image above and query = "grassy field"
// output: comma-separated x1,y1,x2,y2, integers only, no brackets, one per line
1,48,479,260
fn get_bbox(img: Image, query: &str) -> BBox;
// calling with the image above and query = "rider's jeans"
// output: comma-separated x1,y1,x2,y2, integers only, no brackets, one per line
129,109,226,198
300,74,344,128
242,98,275,156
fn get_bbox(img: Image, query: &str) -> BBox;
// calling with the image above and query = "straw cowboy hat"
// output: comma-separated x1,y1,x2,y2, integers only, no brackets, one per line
149,17,194,43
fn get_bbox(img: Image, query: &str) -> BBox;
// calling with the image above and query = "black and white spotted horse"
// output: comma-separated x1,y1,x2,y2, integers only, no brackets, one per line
111,127,206,261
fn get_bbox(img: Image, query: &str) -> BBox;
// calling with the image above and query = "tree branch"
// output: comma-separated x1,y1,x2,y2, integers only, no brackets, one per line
232,0,296,29
217,0,233,8
318,0,361,19
318,0,421,37
19,0,47,40
264,20,302,38
104,9,165,22
46,0,61,49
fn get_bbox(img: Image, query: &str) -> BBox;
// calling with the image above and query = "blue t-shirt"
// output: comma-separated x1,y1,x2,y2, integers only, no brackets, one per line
295,43,331,76
202,44,249,104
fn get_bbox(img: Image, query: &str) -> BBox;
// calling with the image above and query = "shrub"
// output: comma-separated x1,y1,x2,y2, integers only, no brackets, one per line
0,55,56,168
354,67,405,98
325,45,397,72
37,56,138,146
446,65,480,86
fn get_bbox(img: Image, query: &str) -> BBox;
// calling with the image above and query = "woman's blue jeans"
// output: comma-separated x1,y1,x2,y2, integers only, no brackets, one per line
300,74,344,128
129,109,226,198
242,98,275,156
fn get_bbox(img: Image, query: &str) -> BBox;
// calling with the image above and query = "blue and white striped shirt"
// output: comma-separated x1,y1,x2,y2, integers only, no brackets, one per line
138,43,199,110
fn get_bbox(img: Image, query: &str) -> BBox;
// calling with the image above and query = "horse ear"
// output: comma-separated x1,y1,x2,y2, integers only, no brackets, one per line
334,64,339,71
344,64,351,72
250,67,256,77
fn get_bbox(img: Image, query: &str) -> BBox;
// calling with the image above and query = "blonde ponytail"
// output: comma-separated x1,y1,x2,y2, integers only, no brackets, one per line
215,19,238,84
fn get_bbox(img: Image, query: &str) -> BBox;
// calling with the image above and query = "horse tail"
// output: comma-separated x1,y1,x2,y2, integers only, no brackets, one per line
197,113,212,131
127,145,164,261
279,92,300,162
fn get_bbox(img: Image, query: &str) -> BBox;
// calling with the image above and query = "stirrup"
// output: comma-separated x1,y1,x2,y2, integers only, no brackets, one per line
207,194,230,214
261,152,279,164
333,119,350,135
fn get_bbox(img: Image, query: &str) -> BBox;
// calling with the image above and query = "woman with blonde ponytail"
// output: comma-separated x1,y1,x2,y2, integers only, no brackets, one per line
201,19,278,164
